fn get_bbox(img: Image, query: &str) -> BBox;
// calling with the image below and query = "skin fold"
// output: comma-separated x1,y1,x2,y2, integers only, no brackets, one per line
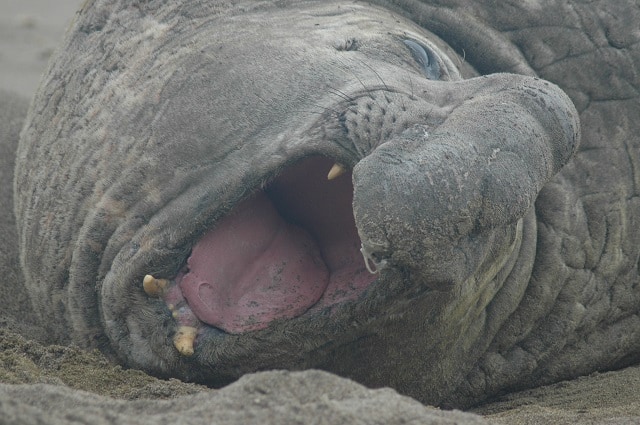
12,0,640,408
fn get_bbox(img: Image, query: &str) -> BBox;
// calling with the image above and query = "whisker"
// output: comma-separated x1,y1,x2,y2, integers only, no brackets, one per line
312,104,341,115
407,75,416,105
333,57,375,99
361,60,390,92
327,87,354,102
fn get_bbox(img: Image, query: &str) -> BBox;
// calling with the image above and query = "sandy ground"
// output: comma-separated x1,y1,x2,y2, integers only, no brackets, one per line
0,0,82,97
2,1,640,423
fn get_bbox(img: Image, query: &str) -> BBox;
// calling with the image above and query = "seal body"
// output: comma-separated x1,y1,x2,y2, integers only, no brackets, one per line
15,0,640,408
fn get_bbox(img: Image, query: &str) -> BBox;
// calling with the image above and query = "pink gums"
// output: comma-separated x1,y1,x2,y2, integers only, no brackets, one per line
178,157,375,334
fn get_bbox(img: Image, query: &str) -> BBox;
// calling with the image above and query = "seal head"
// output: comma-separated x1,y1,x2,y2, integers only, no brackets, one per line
15,0,579,406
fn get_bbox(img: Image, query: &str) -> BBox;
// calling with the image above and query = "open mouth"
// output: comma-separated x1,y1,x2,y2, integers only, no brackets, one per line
143,156,377,354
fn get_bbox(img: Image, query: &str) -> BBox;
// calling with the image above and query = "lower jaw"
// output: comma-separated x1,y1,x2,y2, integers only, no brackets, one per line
142,265,376,357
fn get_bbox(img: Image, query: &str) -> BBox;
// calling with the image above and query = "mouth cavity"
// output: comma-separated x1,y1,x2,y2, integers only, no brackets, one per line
144,156,376,349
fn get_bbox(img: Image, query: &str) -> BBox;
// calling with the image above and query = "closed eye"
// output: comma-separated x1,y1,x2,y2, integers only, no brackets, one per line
403,39,441,80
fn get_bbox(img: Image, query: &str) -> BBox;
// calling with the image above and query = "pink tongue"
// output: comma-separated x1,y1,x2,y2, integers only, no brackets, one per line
178,193,329,333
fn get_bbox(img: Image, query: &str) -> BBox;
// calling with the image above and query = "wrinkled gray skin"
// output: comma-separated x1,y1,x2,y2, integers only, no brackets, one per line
13,0,640,408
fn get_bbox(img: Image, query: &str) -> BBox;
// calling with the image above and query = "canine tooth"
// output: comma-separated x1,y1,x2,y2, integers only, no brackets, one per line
173,326,197,356
142,274,169,297
327,163,346,180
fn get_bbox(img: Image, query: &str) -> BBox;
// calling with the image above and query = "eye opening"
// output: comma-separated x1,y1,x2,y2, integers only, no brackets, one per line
403,39,441,80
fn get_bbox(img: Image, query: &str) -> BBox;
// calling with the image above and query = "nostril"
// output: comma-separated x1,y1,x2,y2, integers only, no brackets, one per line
360,244,388,274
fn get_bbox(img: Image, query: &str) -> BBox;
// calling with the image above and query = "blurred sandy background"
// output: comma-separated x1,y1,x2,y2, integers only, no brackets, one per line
0,0,83,98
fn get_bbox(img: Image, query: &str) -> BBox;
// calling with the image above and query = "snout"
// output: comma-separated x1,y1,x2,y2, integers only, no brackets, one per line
353,74,580,286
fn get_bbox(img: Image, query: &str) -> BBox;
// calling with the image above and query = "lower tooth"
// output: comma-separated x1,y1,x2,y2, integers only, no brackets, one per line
143,275,197,356
142,274,169,297
173,326,197,357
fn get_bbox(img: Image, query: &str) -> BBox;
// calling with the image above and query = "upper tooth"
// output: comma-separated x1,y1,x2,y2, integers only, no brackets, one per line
327,163,346,180
142,274,169,297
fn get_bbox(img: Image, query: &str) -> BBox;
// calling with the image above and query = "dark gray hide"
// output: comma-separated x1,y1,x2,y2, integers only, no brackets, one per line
14,0,640,408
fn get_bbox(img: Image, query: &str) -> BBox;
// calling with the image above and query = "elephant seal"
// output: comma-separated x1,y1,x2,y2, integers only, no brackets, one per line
14,0,640,408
